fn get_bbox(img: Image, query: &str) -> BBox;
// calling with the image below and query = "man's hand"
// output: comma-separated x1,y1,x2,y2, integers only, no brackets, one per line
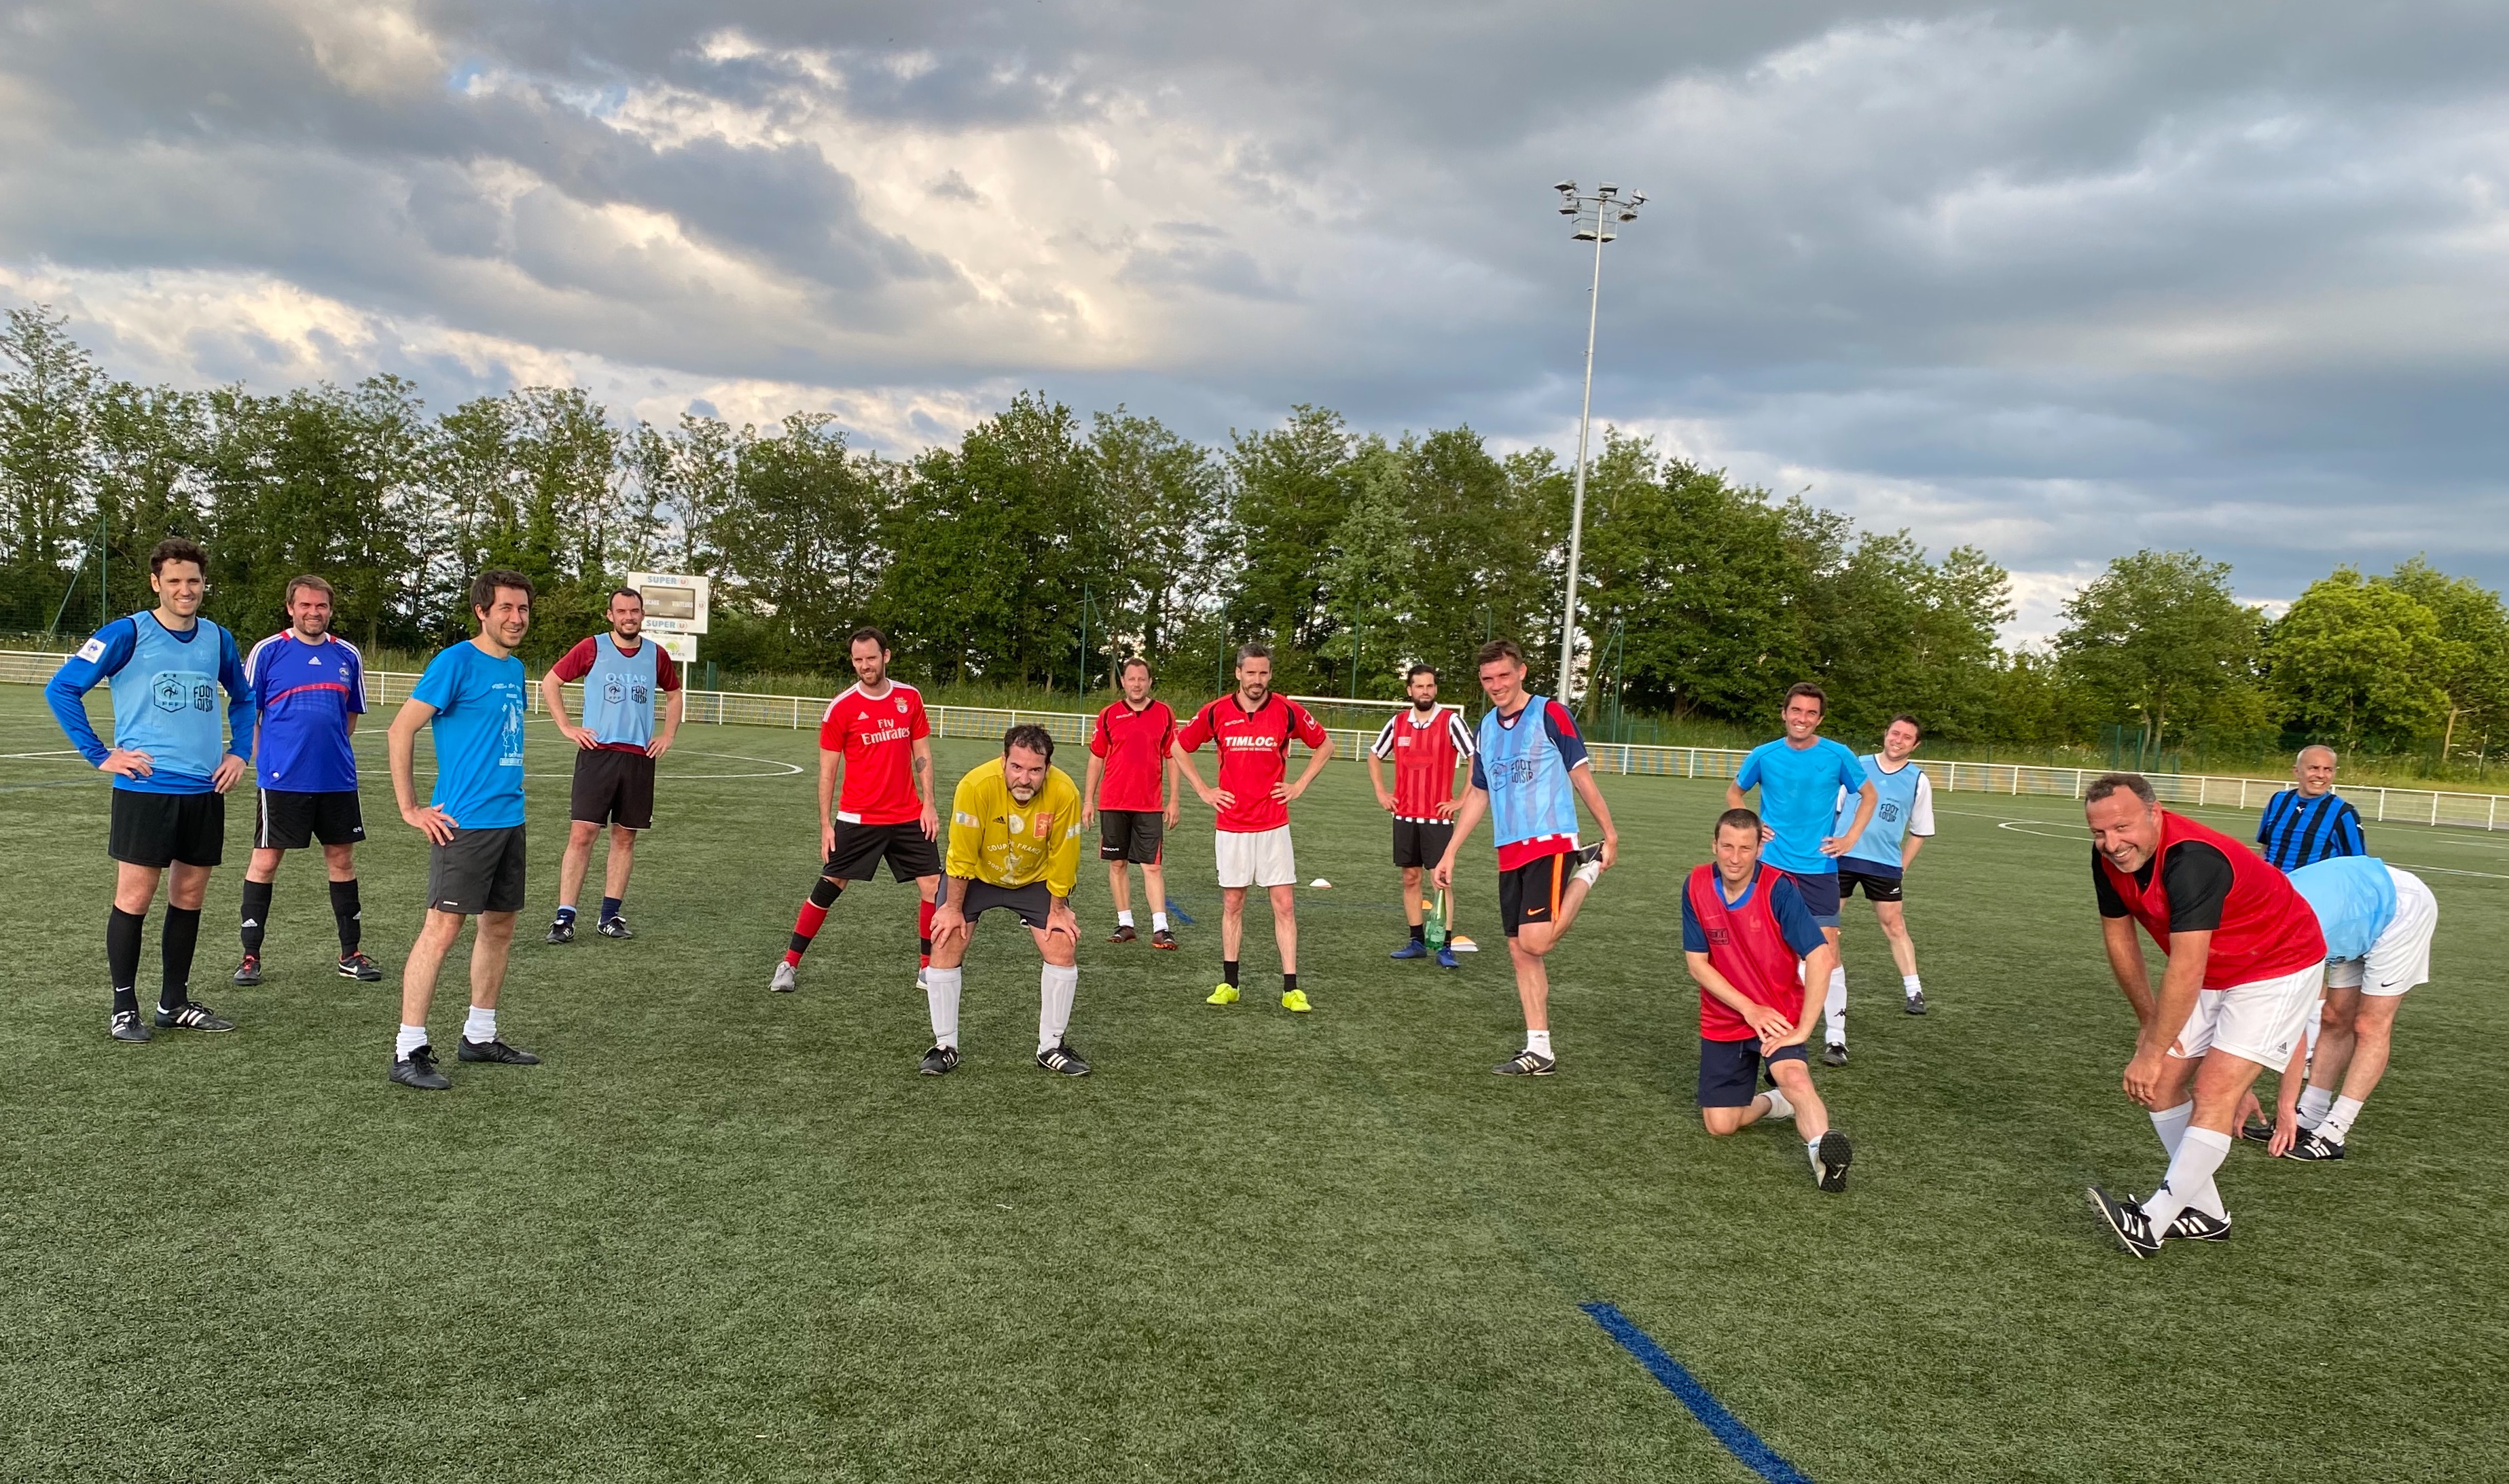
645,731,675,760
2122,1045,2171,1108
2269,1108,2301,1158
1373,787,1396,812
1760,823,1776,844
1599,833,1619,870
1276,778,1309,803
1818,833,1854,857
1741,1001,1793,1042
1431,852,1458,893
562,720,598,750
1046,897,1080,941
403,803,458,846
1163,798,1180,827
1082,800,1099,826
820,820,836,859
928,902,970,949
211,753,247,794
1202,784,1233,812
1434,799,1458,820
920,800,940,841
100,746,154,779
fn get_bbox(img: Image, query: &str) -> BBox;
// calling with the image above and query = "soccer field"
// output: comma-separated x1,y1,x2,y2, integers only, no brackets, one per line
2,684,2501,1483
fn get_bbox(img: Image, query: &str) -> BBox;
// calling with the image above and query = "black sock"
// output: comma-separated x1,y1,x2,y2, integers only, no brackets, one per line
240,878,272,954
160,905,201,1011
330,877,362,954
1222,958,1239,988
600,895,621,922
108,907,145,1017
1409,922,1426,943
1283,972,1299,996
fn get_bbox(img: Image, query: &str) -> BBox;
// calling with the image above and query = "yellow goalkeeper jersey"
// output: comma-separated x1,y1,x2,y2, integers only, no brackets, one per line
946,759,1084,897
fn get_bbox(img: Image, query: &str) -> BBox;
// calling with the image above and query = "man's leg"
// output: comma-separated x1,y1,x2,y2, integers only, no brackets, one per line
1220,886,1247,983
925,913,969,1051
556,819,600,926
1032,919,1079,1057
600,825,637,923
1402,865,1425,926
2315,994,2400,1144
916,873,941,974
2144,1051,2258,1232
160,862,212,1013
240,847,283,964
108,862,164,1021
1768,1055,1832,1142
2303,986,2362,1123
1141,861,1170,936
323,843,364,960
458,911,519,1048
1876,899,1922,1005
1512,923,1555,1057
1106,859,1134,918
1267,883,1299,988
398,909,466,1053
1820,924,1847,1053
782,871,848,969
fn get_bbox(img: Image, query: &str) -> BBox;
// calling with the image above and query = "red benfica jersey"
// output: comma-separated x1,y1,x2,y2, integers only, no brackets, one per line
1684,863,1810,1040
1177,691,1328,834
818,681,930,826
1089,699,1176,812
1369,705,1474,821
2095,809,2324,988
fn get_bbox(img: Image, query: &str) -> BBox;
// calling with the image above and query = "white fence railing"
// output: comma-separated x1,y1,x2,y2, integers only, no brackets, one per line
9,648,2506,831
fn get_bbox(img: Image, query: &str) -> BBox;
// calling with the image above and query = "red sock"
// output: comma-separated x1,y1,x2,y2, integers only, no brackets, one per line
787,901,831,966
918,899,936,969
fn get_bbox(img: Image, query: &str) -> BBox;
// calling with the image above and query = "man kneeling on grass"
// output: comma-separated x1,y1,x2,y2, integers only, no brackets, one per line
1684,808,1854,1193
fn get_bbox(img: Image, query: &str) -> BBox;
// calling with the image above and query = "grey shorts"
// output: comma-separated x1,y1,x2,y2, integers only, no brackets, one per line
427,825,527,916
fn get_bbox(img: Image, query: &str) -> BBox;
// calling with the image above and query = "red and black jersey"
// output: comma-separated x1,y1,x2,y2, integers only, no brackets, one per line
1369,706,1474,822
1176,691,1328,834
2094,809,2324,988
1089,699,1176,812
818,681,930,826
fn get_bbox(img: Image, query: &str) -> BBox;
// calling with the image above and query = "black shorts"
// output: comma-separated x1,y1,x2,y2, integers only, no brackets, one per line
1837,865,1904,903
1392,818,1456,869
571,748,657,831
964,880,1054,929
427,825,528,915
1785,869,1843,922
1099,809,1166,865
109,789,225,869
827,820,941,883
253,789,365,850
1698,1036,1810,1108
1498,851,1573,939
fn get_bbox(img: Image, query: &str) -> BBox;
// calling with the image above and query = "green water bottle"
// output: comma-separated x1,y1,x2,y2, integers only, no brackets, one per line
1424,890,1447,949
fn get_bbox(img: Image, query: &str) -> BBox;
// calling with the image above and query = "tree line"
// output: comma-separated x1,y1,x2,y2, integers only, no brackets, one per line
5,306,2505,765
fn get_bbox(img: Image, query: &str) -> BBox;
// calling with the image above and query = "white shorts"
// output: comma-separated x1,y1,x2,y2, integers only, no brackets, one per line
2168,961,2324,1069
2324,867,2437,996
1215,825,1297,890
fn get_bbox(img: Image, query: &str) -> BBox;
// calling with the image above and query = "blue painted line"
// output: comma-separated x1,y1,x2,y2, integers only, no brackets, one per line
1163,897,1195,926
1581,1302,1813,1483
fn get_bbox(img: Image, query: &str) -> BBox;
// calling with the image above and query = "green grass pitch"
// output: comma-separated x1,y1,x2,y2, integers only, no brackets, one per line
2,684,2502,1482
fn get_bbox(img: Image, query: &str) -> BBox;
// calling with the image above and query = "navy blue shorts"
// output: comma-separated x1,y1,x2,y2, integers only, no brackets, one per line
1697,1036,1809,1108
1785,869,1842,926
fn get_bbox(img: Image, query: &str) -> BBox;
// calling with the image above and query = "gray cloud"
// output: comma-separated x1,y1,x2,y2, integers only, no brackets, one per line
3,0,2506,634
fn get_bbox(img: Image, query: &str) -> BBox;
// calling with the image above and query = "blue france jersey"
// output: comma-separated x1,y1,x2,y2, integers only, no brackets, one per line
1835,755,1934,876
247,631,364,794
411,640,528,830
2287,855,2399,963
1472,695,1588,855
46,612,255,795
1735,736,1866,875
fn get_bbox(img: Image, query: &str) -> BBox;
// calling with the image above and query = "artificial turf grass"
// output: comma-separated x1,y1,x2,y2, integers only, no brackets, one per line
3,686,2504,1482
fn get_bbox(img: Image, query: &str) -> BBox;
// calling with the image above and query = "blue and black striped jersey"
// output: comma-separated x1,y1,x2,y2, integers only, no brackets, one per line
2256,788,2365,873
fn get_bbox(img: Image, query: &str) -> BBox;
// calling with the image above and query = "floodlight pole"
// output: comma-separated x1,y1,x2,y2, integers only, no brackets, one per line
1551,181,1642,702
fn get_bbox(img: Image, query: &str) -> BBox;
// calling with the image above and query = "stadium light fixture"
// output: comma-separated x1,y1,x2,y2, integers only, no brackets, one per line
1550,178,1645,700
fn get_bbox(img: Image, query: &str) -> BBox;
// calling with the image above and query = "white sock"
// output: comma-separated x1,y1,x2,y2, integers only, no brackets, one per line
1761,1085,1794,1121
2150,1100,2193,1157
1117,909,1135,928
2297,1085,2336,1129
926,966,963,1049
1806,1138,1824,1172
1151,911,1169,932
463,1006,497,1043
2317,1095,2364,1144
1903,974,1922,998
2143,1127,2233,1233
1824,966,1847,1047
395,1023,429,1059
1526,1029,1553,1059
1038,962,1078,1054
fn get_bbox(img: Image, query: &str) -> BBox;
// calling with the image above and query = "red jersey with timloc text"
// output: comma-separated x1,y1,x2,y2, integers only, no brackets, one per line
1177,691,1329,834
1089,698,1176,812
1369,705,1474,822
818,681,931,825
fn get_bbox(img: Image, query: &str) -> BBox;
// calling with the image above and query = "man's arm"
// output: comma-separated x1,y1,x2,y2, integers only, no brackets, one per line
1366,750,1394,811
387,698,456,845
818,748,842,858
1432,786,1489,892
2126,929,2212,1108
912,736,939,839
211,630,255,792
1686,950,1794,1039
1566,763,1620,869
1774,939,1839,1048
649,687,684,759
540,668,594,747
929,873,973,945
1823,778,1878,856
1082,754,1106,825
1163,751,1182,827
1280,731,1335,801
2099,914,2155,1024
1171,737,1223,810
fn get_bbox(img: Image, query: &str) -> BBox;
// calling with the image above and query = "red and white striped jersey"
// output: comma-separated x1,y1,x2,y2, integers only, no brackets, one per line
1369,705,1475,822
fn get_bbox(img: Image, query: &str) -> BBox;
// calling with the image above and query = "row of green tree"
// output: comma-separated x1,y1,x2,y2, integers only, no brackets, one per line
5,306,2504,760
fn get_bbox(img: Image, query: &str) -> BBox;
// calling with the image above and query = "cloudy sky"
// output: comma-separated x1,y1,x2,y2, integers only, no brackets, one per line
5,1,2506,640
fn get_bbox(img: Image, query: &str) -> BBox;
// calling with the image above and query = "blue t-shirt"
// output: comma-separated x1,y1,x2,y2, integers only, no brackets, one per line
412,640,528,830
1735,736,1867,875
247,632,365,794
1680,869,1829,956
46,613,255,794
2286,856,2399,963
